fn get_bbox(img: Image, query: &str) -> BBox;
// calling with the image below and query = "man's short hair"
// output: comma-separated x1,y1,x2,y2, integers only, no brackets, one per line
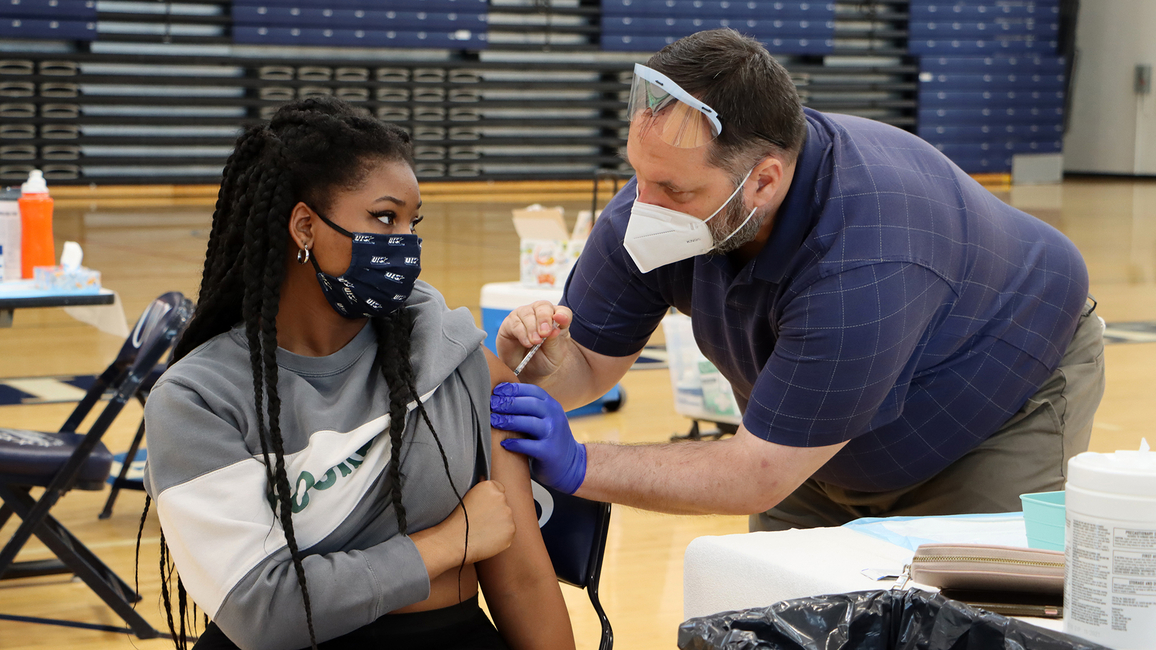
647,29,807,177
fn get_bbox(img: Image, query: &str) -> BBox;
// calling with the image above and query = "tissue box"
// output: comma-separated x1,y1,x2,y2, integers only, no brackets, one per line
33,265,101,293
511,205,591,288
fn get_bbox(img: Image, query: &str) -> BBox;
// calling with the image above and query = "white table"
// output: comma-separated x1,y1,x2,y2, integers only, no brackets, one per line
683,514,1064,632
683,527,912,619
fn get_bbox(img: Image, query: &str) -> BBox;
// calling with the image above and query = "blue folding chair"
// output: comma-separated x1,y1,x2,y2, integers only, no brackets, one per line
98,296,191,519
534,480,613,650
0,291,193,638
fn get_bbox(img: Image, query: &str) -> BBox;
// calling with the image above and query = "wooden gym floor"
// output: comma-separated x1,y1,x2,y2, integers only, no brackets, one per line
0,176,1153,650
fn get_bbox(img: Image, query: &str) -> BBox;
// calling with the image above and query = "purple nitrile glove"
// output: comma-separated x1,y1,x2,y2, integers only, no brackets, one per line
490,382,587,495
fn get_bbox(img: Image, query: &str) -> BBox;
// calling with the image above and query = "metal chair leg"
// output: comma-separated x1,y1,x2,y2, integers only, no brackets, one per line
589,583,614,650
99,417,146,519
0,483,161,638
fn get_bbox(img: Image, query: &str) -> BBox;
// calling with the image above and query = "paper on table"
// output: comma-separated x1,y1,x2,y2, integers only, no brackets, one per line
843,512,1029,552
64,290,129,338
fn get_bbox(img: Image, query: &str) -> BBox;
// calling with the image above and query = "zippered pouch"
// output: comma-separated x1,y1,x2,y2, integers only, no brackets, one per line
910,543,1064,595
937,588,1063,618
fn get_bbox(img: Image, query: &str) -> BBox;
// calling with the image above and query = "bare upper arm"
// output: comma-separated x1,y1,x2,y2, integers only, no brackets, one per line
481,344,532,488
478,345,553,584
574,342,640,393
484,344,517,390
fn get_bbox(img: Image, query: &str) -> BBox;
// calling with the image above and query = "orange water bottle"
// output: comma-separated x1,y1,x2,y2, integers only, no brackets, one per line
19,169,54,279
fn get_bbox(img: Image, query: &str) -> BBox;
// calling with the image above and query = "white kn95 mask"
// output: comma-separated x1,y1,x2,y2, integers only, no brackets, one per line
623,170,757,273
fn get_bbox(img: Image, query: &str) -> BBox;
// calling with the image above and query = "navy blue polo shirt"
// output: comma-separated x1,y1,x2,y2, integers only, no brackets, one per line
561,108,1089,492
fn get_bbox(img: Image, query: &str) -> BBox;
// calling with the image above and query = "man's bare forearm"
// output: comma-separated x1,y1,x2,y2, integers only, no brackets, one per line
573,440,770,514
574,432,847,515
530,337,632,410
531,338,597,408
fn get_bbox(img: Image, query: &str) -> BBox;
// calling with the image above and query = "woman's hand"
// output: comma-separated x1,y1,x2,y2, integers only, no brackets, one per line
410,480,515,580
458,480,516,563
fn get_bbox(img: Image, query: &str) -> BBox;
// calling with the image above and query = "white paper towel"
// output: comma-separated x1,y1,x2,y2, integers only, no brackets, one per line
60,241,83,269
64,290,129,338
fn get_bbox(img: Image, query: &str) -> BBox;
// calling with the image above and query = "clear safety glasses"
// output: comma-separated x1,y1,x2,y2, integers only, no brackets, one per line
626,63,723,149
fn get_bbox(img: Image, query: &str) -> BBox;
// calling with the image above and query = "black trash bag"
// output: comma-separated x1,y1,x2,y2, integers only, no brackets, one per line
678,589,1110,650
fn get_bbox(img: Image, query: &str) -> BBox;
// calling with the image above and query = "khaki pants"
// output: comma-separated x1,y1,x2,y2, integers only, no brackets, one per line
751,304,1106,532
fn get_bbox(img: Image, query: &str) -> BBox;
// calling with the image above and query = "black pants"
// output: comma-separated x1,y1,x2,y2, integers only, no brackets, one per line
193,596,511,650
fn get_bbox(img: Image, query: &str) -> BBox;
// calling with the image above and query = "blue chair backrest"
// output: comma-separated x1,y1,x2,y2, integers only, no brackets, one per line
58,292,193,435
533,480,611,589
112,291,188,370
113,294,194,402
534,480,614,650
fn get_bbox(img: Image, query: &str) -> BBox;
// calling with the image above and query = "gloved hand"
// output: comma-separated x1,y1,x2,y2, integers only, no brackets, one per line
490,382,586,495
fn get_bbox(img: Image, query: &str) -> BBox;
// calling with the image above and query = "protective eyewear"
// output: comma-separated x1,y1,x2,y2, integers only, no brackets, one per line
626,63,723,149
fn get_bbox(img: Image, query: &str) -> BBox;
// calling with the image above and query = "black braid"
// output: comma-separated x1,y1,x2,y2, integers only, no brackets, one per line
255,140,321,647
133,494,149,605
372,314,412,534
233,145,322,649
157,529,180,648
144,97,447,650
371,310,471,600
405,365,471,600
174,128,267,360
177,575,189,643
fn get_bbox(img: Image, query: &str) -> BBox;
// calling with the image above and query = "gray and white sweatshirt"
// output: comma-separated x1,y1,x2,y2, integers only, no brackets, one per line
143,281,491,650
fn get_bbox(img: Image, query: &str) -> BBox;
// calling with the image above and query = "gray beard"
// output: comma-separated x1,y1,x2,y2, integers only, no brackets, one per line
707,196,763,255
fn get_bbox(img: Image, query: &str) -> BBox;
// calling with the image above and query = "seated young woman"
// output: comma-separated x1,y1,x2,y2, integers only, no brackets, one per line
141,97,574,650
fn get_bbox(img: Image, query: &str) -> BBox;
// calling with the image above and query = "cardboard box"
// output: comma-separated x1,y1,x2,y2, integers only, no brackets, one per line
511,204,593,288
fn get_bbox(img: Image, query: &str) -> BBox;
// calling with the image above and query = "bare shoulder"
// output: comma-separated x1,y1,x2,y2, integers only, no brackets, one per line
482,344,517,390
480,345,528,467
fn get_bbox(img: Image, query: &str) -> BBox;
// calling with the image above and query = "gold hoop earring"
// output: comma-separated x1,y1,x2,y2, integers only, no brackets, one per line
297,247,310,265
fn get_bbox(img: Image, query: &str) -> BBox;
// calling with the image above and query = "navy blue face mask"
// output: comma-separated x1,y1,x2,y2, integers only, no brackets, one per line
308,209,422,319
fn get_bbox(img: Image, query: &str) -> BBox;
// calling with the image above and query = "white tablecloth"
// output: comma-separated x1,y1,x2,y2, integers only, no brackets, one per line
683,527,912,620
683,517,1063,632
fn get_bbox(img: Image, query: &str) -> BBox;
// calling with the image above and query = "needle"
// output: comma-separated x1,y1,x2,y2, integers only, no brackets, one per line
513,340,544,376
513,322,558,376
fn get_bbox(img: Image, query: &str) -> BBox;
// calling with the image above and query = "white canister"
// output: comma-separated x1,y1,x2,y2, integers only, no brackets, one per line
0,187,21,281
1064,442,1156,649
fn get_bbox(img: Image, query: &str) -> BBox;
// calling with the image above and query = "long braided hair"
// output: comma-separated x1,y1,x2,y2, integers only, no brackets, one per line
137,97,469,649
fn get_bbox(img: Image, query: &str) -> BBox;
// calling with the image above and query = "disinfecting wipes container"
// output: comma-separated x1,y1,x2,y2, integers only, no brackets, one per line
1064,440,1156,649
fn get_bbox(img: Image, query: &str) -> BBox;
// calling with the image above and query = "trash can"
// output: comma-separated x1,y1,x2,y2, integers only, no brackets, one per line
678,589,1109,650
